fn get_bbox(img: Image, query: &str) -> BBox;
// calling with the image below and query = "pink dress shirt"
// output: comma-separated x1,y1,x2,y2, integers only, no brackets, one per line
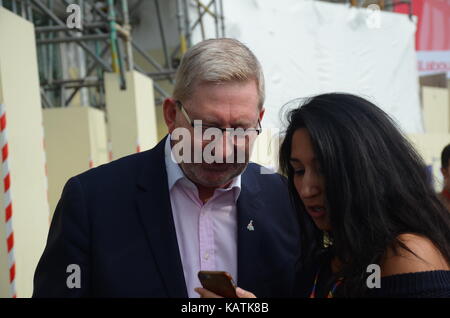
164,136,241,298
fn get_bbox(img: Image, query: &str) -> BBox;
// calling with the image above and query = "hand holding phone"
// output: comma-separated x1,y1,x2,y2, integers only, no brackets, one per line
198,271,238,298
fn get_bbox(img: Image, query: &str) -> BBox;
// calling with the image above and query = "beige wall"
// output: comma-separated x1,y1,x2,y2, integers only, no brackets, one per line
407,133,450,192
43,106,108,219
105,71,158,160
0,7,49,298
422,86,449,134
414,82,450,192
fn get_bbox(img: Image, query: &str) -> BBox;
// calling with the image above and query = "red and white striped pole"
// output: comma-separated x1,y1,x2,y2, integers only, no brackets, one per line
0,103,17,298
136,138,140,153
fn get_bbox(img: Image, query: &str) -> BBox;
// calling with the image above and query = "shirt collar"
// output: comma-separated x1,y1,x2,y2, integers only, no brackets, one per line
164,135,187,190
164,135,242,201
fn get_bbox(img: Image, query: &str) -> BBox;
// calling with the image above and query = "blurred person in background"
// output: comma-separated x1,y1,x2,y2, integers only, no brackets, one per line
197,93,450,298
439,144,450,212
33,38,302,297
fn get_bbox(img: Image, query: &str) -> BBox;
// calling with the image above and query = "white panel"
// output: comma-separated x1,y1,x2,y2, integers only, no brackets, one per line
105,71,158,160
0,7,49,298
43,107,108,219
133,71,158,151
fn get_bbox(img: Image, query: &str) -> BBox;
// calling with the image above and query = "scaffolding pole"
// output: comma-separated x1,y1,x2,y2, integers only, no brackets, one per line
1,0,227,108
30,0,112,73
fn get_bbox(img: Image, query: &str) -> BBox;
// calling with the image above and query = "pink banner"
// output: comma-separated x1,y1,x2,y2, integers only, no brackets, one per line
395,0,450,76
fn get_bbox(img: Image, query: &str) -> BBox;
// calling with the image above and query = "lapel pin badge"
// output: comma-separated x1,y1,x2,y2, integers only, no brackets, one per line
247,220,255,231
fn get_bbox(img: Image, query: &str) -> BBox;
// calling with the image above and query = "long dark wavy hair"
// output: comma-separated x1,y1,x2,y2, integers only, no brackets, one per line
279,93,450,297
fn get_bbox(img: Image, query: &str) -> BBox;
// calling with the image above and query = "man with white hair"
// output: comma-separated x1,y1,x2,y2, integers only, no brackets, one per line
33,38,301,297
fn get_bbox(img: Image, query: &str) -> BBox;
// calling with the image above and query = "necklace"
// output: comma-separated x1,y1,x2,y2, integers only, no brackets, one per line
309,269,343,298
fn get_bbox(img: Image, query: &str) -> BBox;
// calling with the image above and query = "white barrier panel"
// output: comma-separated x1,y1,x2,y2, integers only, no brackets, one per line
0,7,49,298
105,71,158,160
43,106,108,220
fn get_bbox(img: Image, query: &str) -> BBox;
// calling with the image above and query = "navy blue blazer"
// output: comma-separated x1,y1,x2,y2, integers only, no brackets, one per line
33,137,301,297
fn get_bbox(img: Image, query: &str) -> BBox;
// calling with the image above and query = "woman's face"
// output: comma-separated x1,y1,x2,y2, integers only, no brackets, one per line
290,128,331,231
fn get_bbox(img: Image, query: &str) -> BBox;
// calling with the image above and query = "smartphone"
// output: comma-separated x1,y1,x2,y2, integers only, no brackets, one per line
198,271,238,298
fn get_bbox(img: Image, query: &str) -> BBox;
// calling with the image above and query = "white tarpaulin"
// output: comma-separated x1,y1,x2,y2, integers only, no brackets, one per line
191,0,423,133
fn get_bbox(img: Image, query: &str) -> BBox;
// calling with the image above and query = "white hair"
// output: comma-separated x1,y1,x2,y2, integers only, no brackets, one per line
173,38,265,109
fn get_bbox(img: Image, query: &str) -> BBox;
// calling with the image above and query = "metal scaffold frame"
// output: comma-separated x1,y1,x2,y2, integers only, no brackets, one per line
0,0,226,108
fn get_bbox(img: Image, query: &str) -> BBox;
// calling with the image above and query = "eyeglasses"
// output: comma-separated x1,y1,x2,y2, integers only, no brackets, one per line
175,100,262,136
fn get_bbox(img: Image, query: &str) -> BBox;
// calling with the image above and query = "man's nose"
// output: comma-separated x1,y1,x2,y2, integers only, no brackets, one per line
220,131,235,161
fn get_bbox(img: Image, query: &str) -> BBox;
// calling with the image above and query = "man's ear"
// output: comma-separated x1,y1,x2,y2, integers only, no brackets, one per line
163,98,178,134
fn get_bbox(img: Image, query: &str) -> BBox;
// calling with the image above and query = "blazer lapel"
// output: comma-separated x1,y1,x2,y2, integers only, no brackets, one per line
136,137,188,297
236,166,264,292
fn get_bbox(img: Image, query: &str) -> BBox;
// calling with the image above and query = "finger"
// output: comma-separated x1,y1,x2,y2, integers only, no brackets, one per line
235,287,256,298
194,287,223,298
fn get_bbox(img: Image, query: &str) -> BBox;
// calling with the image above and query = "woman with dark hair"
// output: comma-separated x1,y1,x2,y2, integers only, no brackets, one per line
196,93,450,298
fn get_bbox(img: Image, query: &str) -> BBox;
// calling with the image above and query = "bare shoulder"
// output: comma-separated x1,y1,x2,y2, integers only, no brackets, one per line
380,233,450,277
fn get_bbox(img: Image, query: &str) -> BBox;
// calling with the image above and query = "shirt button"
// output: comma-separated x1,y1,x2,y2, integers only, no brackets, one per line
204,252,209,260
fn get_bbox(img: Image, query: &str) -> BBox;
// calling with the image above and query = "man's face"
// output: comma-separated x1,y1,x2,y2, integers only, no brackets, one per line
165,80,264,189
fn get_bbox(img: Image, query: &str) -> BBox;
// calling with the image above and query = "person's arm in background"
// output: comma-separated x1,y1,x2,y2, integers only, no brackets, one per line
33,177,91,297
